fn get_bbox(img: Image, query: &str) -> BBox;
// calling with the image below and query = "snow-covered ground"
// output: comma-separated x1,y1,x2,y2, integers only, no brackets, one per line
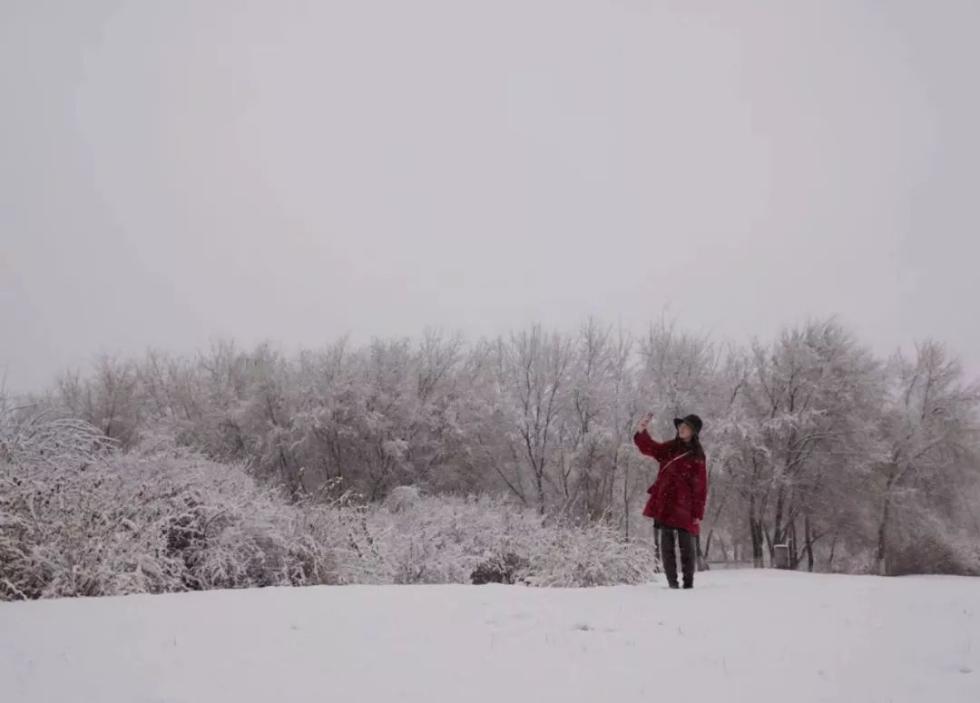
2,569,977,703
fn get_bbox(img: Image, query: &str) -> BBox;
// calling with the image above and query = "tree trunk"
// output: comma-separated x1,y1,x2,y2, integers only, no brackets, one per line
716,534,729,562
804,514,815,572
827,531,839,572
696,534,708,571
749,514,765,568
622,462,631,541
875,489,894,576
535,464,546,515
772,486,786,551
788,519,799,569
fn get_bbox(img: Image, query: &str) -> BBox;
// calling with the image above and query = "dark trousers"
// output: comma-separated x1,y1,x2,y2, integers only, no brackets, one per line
658,526,696,587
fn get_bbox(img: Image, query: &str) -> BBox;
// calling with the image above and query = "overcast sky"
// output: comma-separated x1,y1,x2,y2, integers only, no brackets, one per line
2,0,978,393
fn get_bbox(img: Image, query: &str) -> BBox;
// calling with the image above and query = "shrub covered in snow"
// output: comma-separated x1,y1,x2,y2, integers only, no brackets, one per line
1,419,658,600
0,393,658,600
318,489,658,587
471,552,528,585
0,399,114,468
1,450,659,599
2,458,331,598
884,511,980,577
0,445,336,599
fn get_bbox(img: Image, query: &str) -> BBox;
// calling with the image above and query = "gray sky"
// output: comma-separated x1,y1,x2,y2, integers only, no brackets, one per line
2,0,979,393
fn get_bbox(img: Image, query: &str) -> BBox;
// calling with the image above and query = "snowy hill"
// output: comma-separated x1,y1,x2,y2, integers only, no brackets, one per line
2,569,978,703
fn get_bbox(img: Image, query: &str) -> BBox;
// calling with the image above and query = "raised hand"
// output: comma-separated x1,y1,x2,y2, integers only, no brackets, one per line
636,412,654,434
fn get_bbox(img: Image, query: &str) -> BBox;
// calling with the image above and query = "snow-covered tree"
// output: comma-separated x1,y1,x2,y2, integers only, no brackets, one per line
874,341,980,575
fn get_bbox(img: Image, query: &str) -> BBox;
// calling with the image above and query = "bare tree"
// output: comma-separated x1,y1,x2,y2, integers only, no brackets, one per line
495,326,574,514
874,341,980,574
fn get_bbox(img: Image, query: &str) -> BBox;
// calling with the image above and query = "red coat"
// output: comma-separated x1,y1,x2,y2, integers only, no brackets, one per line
634,430,708,535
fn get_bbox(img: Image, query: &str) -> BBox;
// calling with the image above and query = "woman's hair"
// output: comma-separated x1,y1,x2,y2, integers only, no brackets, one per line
674,432,706,460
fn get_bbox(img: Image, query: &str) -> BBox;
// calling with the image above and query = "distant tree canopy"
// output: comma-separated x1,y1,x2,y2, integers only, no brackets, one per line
31,317,980,576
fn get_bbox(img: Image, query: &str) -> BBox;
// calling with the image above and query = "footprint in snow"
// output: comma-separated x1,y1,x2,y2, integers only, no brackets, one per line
573,623,616,633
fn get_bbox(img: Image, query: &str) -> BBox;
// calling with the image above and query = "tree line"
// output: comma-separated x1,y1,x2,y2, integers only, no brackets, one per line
37,317,980,575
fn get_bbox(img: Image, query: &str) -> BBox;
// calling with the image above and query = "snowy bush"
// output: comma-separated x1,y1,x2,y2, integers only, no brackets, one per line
0,399,114,468
0,449,338,600
316,491,658,587
0,389,669,599
885,513,980,577
471,552,528,584
1,445,658,600
383,484,421,513
523,520,658,587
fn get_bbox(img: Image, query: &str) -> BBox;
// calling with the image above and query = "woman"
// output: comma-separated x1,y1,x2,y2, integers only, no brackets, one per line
634,412,708,589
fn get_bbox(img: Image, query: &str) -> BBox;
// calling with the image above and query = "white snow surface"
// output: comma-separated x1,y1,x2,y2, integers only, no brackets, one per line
2,569,978,703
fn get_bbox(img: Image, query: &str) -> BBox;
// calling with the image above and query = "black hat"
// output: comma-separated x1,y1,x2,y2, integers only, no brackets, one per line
673,414,703,435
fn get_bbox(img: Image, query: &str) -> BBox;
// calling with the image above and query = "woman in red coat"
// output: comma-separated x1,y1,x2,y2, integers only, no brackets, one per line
634,412,708,589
